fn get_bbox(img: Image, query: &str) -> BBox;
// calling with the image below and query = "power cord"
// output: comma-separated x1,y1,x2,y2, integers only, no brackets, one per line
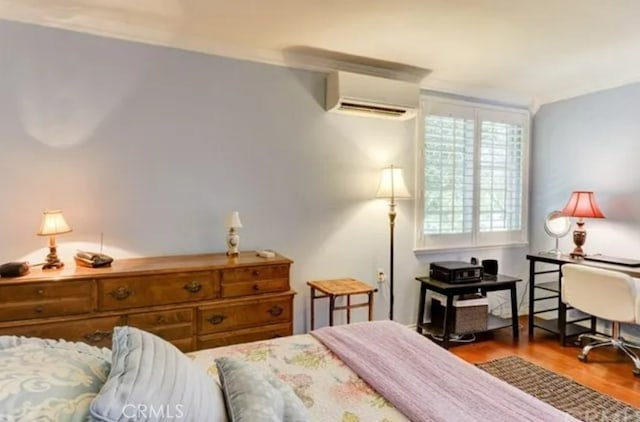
488,270,531,318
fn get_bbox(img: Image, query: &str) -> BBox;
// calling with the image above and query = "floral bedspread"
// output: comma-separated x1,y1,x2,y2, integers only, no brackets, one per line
188,334,408,422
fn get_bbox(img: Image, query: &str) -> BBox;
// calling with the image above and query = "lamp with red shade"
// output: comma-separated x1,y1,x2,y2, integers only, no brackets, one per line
561,191,605,258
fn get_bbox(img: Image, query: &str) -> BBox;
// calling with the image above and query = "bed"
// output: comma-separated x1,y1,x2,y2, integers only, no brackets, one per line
0,320,576,421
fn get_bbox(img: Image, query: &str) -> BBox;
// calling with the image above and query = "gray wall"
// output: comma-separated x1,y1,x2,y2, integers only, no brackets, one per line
531,84,640,261
0,20,421,331
1,20,533,334
532,83,640,337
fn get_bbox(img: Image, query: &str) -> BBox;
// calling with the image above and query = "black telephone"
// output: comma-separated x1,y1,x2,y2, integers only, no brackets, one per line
74,250,113,268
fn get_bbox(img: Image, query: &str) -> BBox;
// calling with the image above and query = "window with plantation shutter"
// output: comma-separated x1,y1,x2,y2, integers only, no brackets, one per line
416,97,530,251
424,114,474,235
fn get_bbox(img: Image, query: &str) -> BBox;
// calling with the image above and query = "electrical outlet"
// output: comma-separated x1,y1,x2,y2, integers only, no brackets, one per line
377,268,386,282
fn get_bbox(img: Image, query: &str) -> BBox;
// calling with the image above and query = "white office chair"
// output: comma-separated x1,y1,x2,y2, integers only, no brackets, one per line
561,264,640,376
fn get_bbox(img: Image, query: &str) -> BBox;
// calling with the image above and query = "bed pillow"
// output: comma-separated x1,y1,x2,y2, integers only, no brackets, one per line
216,357,308,422
90,326,227,422
0,336,111,422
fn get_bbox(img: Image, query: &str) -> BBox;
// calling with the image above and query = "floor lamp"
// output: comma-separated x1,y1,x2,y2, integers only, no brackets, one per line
376,165,411,320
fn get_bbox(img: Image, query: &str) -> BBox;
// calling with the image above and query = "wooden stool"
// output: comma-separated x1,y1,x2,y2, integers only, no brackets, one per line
307,278,377,330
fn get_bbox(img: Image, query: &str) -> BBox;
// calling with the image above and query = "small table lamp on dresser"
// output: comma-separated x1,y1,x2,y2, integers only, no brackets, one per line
226,211,243,257
561,191,605,258
37,210,72,270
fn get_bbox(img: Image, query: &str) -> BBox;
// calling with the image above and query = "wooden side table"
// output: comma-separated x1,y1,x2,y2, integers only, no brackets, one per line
307,278,377,330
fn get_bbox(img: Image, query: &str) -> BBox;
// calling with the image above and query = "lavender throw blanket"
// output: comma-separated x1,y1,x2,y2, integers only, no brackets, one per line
311,321,577,422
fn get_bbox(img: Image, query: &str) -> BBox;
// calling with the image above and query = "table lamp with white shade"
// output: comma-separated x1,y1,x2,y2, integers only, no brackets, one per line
37,210,72,269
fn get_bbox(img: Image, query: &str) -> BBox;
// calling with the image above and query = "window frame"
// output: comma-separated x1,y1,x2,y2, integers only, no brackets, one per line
414,95,531,252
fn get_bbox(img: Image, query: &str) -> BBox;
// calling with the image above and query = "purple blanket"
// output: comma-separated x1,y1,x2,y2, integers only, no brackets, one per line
311,321,577,422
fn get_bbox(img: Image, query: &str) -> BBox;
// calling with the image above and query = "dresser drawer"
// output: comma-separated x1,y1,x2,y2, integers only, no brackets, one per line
99,272,219,310
221,278,290,298
197,323,292,349
0,281,93,322
0,316,124,348
221,265,289,298
127,308,193,340
198,294,293,334
221,265,289,283
170,337,195,353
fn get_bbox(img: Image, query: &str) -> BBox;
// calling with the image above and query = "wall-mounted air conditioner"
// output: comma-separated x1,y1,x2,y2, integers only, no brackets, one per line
325,71,419,120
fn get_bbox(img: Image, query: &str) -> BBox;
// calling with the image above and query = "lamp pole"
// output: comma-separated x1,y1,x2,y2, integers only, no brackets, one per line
388,195,397,320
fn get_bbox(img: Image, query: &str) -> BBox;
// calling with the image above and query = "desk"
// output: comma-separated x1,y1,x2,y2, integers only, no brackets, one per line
527,253,640,345
415,274,521,349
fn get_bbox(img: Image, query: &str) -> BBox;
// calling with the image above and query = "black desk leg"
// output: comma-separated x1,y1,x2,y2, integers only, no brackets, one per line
558,300,567,346
510,285,519,340
416,283,427,334
442,294,454,349
557,265,567,346
528,259,535,338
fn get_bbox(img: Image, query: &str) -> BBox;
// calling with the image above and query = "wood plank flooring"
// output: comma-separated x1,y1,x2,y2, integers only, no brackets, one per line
450,317,640,408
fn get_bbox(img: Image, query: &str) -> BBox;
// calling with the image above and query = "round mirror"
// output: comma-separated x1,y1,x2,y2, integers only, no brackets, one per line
544,210,571,255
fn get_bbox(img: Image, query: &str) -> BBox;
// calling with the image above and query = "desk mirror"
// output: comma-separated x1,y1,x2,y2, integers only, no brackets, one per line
544,210,571,256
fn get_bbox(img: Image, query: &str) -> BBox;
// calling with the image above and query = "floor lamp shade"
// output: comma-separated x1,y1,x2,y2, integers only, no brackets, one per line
376,166,411,200
376,165,411,321
561,191,605,257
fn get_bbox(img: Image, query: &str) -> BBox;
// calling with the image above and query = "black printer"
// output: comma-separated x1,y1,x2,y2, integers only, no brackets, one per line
429,261,483,284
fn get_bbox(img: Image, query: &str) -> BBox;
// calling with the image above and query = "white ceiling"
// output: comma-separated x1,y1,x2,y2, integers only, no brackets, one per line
2,0,640,108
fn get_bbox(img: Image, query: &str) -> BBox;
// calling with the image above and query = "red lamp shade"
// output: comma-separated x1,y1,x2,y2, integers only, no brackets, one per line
561,191,604,257
561,191,605,219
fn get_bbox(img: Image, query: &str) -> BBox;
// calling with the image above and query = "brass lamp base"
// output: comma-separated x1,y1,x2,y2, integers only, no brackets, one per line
42,260,64,270
42,247,64,270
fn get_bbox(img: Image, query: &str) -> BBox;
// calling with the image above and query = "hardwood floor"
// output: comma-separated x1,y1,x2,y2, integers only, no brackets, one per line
450,317,640,408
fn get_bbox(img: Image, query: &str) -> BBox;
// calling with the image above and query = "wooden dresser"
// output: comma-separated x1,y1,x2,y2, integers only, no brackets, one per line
0,251,294,352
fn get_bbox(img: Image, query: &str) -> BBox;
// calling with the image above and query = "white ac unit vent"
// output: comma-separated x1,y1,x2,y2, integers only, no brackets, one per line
326,71,419,120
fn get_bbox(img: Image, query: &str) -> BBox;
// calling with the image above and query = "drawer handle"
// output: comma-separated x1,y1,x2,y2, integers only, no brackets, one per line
110,286,131,301
268,306,283,317
84,330,112,343
252,284,260,291
183,281,202,293
252,270,260,277
37,289,44,295
207,314,227,325
157,316,167,324
34,305,43,314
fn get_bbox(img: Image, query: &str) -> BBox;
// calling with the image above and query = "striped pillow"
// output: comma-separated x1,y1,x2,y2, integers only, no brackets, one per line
90,326,227,422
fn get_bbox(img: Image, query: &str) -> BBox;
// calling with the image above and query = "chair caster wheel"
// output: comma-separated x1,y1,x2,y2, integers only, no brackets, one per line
578,354,587,362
